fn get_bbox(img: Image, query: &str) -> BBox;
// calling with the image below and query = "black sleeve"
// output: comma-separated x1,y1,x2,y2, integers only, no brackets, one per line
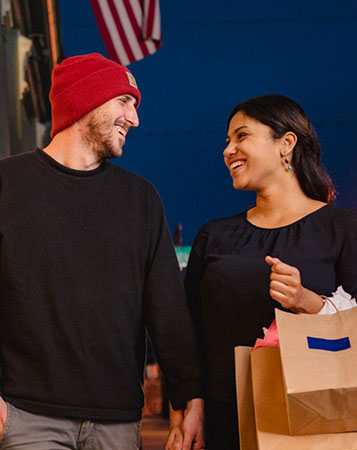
184,225,209,357
335,209,357,299
143,186,203,410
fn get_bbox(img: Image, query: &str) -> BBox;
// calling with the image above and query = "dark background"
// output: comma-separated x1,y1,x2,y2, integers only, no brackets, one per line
59,0,357,243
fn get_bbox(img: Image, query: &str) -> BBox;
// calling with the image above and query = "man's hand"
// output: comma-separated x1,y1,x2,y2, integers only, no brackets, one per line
266,256,324,313
0,396,7,438
181,398,205,450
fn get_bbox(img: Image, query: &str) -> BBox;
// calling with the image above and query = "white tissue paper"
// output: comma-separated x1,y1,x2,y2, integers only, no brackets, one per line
317,285,357,315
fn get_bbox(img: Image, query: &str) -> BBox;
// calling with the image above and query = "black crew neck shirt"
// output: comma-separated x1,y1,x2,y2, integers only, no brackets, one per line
0,149,202,420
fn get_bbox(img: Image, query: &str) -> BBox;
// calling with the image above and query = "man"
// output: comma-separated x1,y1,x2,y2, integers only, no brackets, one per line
0,53,204,449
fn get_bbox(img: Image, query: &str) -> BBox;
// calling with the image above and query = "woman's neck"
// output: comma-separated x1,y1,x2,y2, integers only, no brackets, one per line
247,181,326,228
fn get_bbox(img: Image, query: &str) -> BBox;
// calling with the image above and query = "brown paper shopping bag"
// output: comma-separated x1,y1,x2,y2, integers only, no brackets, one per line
235,346,258,450
276,307,357,435
249,345,357,449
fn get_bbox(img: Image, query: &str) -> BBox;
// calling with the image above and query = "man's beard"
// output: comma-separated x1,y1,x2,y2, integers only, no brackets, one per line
80,112,123,160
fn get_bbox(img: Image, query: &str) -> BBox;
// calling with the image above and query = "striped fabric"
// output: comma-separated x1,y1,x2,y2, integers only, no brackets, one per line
90,0,161,66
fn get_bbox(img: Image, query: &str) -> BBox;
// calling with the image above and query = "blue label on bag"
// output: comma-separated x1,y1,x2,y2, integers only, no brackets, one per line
307,336,351,352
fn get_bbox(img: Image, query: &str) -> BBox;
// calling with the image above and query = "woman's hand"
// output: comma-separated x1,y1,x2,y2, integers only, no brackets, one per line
265,256,324,313
0,396,7,439
166,399,205,450
166,405,184,450
166,424,184,450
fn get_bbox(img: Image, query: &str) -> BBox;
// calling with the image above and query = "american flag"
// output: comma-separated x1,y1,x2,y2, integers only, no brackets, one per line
89,0,161,66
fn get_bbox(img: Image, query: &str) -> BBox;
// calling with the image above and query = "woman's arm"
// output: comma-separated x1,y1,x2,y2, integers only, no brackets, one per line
0,397,7,439
335,209,357,299
265,210,357,314
166,404,184,450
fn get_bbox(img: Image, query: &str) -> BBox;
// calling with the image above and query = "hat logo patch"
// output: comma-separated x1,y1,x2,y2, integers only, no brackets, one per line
126,72,138,89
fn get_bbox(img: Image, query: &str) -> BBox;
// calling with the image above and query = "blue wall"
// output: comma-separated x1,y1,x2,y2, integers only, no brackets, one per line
60,0,357,243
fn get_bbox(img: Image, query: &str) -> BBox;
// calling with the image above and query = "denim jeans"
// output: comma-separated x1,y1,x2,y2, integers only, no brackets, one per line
0,402,141,449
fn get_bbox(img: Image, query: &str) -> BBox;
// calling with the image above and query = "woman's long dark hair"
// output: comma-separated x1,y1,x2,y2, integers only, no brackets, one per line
228,94,335,202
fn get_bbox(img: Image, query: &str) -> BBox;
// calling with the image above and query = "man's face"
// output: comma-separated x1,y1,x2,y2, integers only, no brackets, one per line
80,94,139,159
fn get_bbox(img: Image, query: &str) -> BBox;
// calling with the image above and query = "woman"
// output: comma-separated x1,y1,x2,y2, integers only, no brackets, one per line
166,94,357,450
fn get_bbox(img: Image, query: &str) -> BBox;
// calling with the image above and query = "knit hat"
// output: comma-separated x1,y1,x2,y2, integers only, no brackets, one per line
49,53,141,138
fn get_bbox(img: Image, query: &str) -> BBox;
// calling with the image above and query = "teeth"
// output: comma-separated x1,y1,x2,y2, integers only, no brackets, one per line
230,161,245,170
115,125,126,136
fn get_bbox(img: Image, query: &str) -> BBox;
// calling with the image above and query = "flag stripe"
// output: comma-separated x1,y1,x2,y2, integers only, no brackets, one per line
143,0,161,44
90,0,132,65
108,0,140,62
143,0,155,38
142,0,161,52
152,0,161,42
128,0,142,28
90,0,162,65
126,0,155,55
121,0,150,58
89,0,126,64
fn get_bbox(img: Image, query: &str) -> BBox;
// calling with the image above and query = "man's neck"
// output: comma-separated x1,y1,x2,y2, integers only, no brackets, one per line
42,128,103,171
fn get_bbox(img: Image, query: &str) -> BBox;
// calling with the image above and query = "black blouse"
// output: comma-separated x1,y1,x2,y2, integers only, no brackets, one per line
185,204,357,403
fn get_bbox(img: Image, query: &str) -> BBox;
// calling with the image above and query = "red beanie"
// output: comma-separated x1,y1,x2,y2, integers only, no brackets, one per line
49,53,141,138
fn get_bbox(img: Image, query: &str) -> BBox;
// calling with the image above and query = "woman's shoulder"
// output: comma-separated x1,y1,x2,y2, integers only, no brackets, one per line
198,211,247,235
310,203,357,237
190,211,249,255
320,203,357,223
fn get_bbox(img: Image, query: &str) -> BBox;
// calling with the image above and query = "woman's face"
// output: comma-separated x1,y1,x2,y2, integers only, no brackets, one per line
223,111,283,192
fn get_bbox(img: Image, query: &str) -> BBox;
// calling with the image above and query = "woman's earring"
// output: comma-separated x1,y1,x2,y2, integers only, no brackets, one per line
284,158,293,171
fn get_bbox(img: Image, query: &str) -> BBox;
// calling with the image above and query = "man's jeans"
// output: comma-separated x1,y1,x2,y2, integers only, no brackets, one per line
0,402,141,449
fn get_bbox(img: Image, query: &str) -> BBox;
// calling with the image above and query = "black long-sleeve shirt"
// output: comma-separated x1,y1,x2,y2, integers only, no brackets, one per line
185,205,357,403
0,149,202,420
